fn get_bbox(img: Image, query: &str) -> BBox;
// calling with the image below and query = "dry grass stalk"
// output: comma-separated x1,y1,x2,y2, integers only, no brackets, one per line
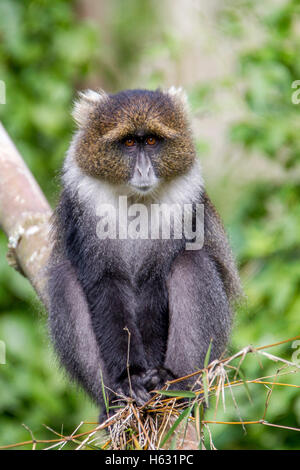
0,334,299,450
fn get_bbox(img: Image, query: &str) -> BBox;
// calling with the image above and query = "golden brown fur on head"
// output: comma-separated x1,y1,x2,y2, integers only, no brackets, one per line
72,88,196,185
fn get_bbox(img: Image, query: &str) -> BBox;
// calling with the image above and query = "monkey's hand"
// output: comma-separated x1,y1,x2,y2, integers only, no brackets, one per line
114,368,176,407
114,368,174,405
143,367,175,391
98,368,179,423
115,373,152,406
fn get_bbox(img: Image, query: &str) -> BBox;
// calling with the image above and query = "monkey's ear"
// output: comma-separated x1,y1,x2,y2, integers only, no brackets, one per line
165,86,189,111
72,89,108,128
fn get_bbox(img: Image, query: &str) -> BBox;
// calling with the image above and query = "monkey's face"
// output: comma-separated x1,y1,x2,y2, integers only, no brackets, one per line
119,132,161,194
73,88,196,195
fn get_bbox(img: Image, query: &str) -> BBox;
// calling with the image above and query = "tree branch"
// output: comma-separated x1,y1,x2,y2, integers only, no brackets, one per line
0,122,52,305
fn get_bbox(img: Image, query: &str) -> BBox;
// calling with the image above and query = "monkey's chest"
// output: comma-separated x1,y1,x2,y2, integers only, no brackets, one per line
111,238,167,278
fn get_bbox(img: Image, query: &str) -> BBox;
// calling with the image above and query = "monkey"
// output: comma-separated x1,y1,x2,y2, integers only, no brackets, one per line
47,87,241,422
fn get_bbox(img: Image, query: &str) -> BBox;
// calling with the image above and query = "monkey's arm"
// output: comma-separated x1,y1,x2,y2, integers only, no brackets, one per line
48,257,106,404
164,249,232,385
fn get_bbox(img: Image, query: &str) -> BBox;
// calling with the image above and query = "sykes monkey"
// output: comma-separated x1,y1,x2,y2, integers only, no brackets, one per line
48,88,241,421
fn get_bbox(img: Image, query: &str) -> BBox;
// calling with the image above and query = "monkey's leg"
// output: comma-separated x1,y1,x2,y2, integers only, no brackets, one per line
164,249,232,389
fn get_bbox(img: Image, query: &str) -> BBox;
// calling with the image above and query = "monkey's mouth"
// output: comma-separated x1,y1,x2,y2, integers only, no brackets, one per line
130,183,157,194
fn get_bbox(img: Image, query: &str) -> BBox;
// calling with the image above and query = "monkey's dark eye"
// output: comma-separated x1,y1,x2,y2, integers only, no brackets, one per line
124,138,136,147
145,136,157,146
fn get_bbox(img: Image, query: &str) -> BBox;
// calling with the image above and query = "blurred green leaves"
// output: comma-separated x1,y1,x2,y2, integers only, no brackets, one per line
0,0,99,446
205,0,300,450
0,310,96,446
0,0,99,199
0,0,299,451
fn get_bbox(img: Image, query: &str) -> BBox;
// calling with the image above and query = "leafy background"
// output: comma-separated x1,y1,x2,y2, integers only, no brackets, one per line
0,0,299,449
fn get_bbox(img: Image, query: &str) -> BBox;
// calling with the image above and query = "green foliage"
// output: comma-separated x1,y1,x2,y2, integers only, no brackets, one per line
0,0,99,445
109,0,161,81
0,0,98,201
0,0,299,450
0,308,95,446
204,0,300,450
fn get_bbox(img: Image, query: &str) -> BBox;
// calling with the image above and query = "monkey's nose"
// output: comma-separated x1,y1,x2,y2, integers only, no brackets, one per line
136,161,153,179
130,152,157,191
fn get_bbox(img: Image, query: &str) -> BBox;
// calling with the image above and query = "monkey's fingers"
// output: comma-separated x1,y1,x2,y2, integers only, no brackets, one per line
132,386,152,406
141,367,175,391
116,378,151,406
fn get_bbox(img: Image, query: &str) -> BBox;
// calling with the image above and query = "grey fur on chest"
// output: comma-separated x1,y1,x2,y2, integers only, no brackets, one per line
79,194,186,282
111,237,183,279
